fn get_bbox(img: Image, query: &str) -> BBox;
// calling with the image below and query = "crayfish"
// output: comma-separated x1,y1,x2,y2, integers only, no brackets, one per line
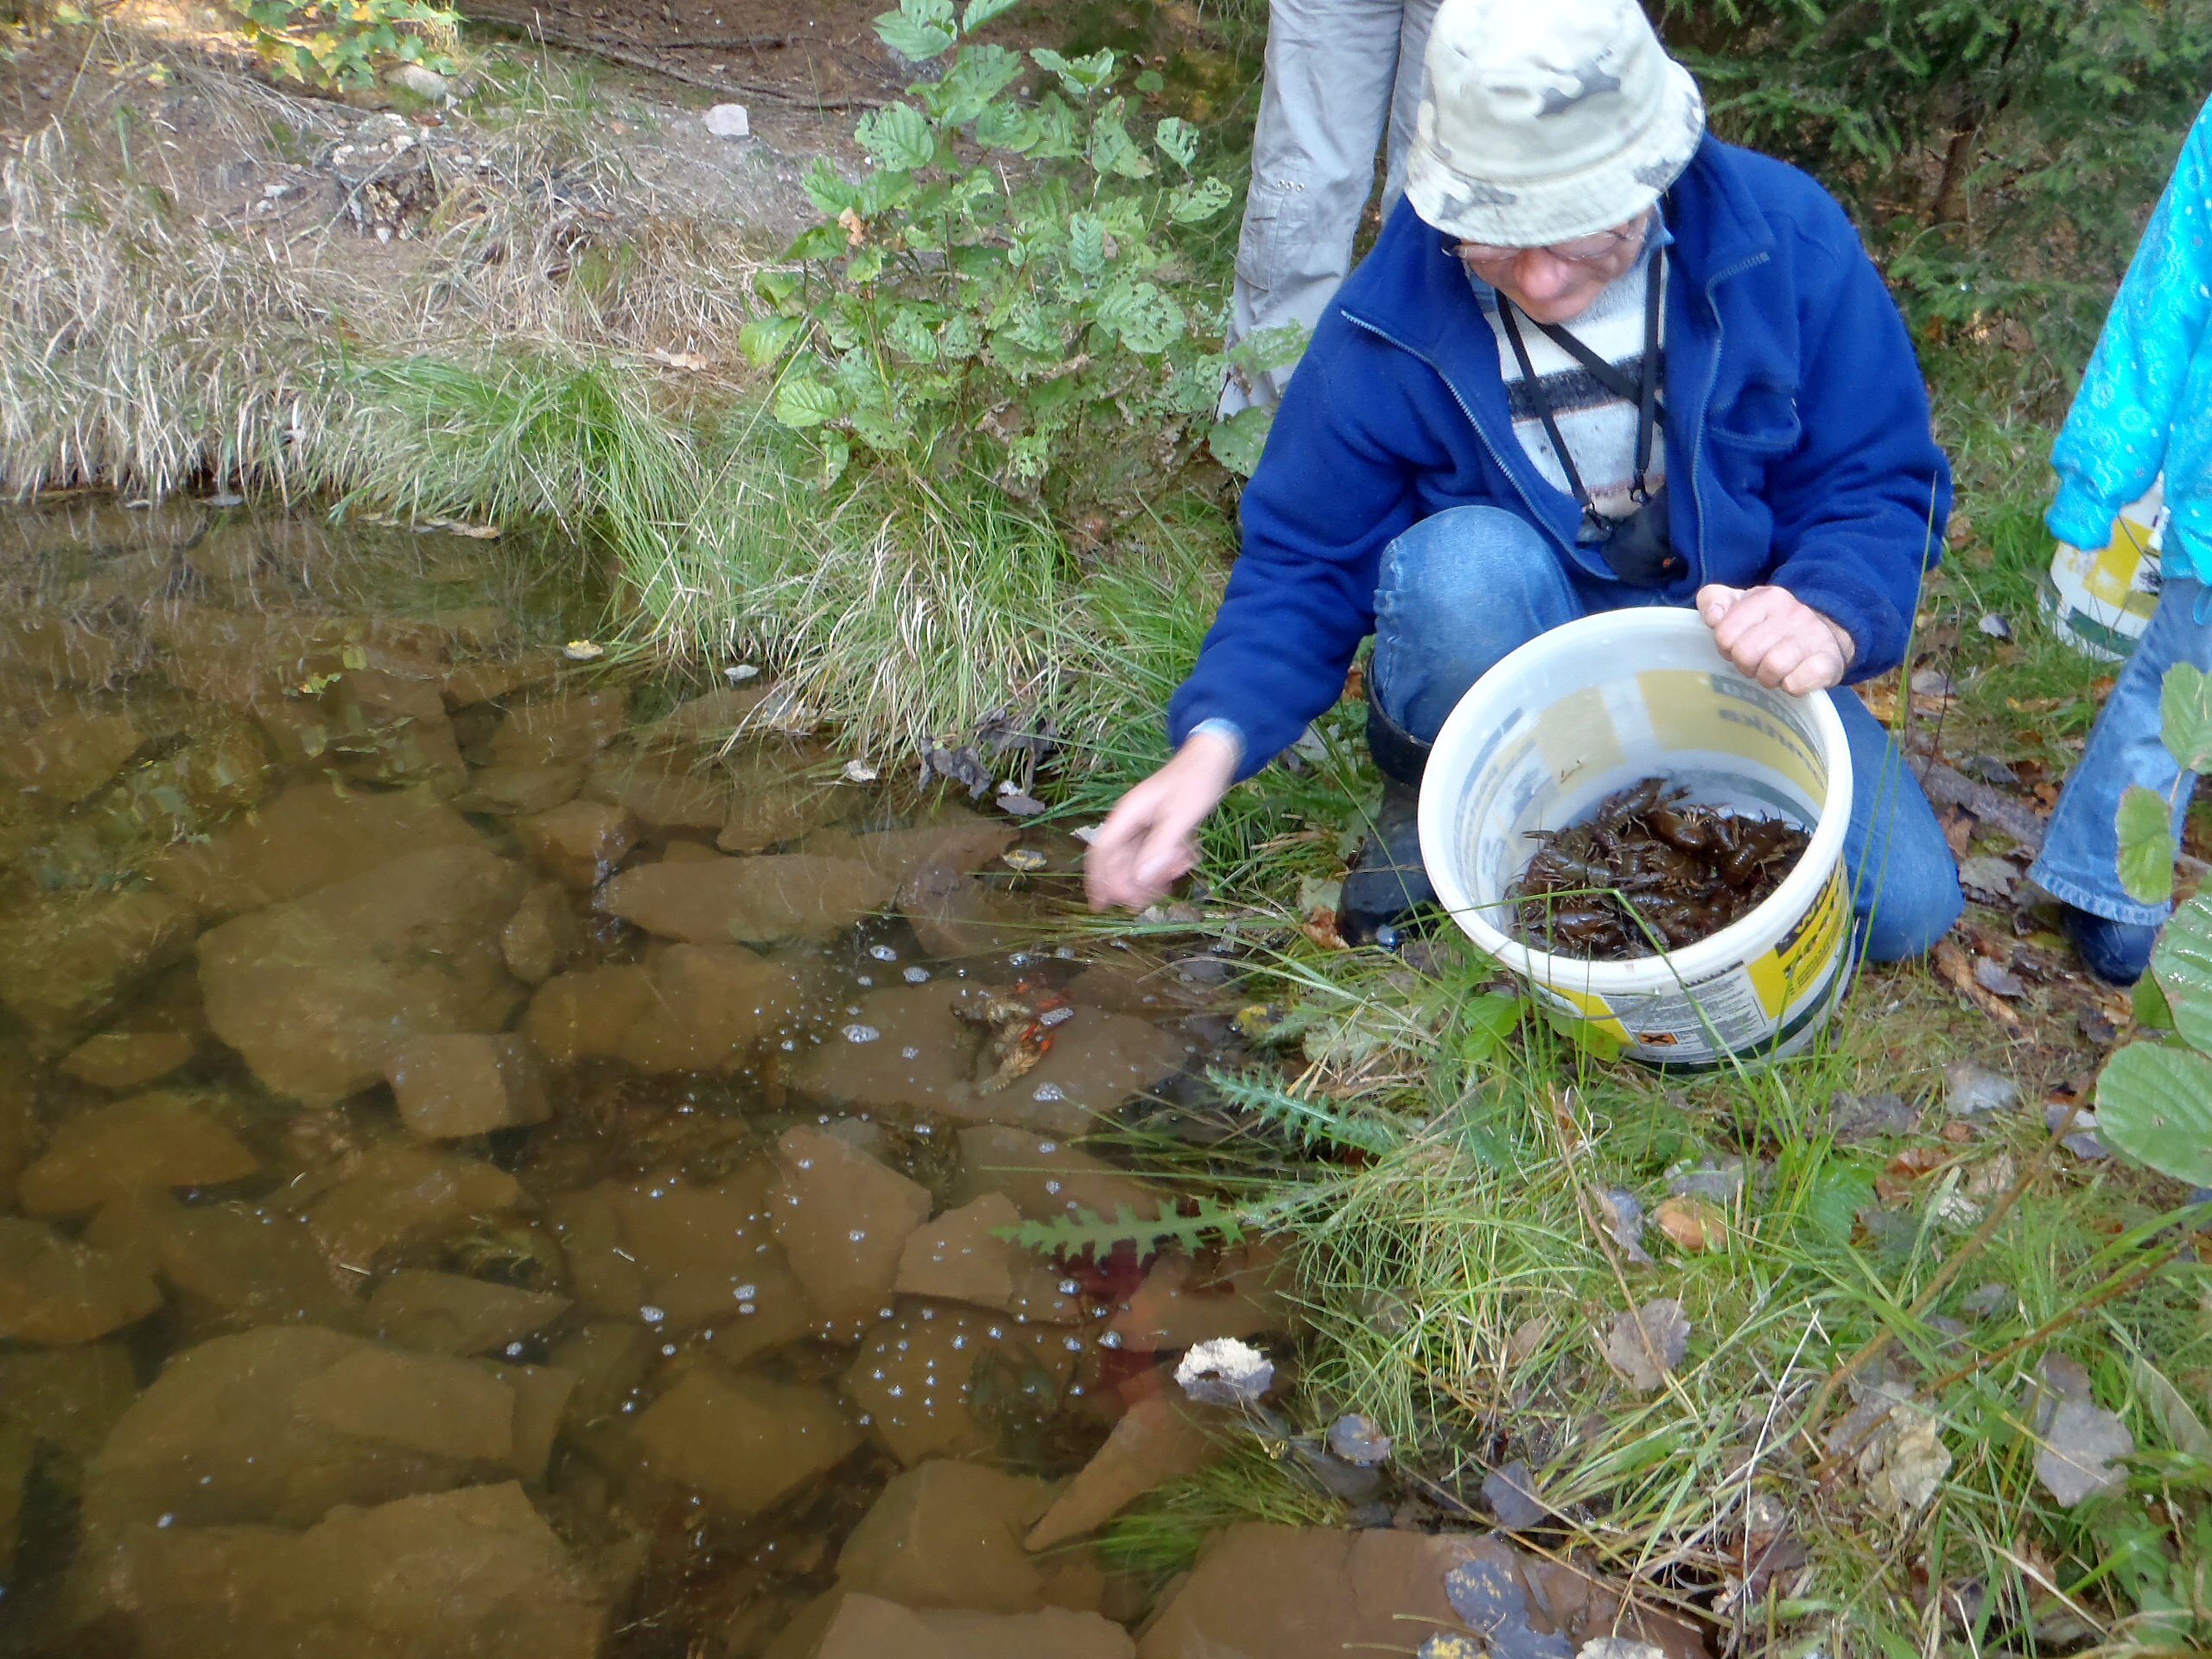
1507,776,1808,960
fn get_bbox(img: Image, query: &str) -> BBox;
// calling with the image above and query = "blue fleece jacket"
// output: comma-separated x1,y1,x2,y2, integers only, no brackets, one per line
1170,136,1952,779
2048,93,2212,583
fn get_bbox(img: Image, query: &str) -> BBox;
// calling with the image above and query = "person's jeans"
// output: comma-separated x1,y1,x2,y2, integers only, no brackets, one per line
1221,0,1442,414
1370,505,1964,963
2029,577,2212,926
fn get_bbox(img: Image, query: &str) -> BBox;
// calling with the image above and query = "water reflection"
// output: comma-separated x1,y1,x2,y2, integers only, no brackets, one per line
0,499,1278,1656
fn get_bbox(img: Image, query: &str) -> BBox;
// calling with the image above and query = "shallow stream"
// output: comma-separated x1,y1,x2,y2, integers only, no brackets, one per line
0,498,1274,1657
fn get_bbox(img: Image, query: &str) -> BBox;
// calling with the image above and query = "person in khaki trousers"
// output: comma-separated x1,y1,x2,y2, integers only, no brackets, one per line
1221,0,1443,414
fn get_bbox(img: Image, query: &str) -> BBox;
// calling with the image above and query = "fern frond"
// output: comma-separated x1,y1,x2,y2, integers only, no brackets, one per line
1206,1067,1406,1154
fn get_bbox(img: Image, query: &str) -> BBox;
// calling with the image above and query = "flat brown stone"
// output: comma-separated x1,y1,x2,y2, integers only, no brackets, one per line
17,1092,260,1215
632,1364,860,1516
600,853,897,944
148,778,480,918
515,799,640,891
367,1269,571,1355
0,1217,161,1344
197,843,526,1103
385,1033,550,1140
111,1480,606,1659
1026,1394,1221,1551
771,1126,931,1335
804,1593,1134,1659
836,1460,1057,1613
59,1029,198,1090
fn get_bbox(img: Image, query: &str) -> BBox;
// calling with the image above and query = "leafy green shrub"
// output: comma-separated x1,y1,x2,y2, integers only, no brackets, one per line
232,0,461,91
1654,0,2212,395
742,0,1250,503
2097,662,2212,1185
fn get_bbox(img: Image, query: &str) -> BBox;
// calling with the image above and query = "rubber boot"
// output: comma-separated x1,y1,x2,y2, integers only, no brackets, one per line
2058,902,2158,987
1339,690,1435,946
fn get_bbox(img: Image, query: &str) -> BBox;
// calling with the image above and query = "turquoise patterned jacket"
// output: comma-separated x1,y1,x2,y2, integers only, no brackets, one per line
2050,94,2212,586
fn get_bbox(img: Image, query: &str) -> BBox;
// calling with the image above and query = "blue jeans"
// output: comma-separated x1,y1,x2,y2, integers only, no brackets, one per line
1371,505,1964,962
2029,577,2212,926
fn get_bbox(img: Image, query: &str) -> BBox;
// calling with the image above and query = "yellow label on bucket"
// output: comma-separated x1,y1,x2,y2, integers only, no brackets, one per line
1637,671,1824,800
2086,514,2157,609
1546,982,1631,1045
1749,865,1847,1019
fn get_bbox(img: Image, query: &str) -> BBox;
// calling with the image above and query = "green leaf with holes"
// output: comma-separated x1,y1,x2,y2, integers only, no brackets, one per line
884,305,940,363
1087,98,1154,180
2162,663,2212,773
1154,115,1198,169
856,102,938,172
1208,404,1271,478
772,375,843,429
2096,1040,2212,1186
1095,279,1181,353
2151,893,2212,1052
2117,784,2177,906
1031,46,1115,95
1167,175,1233,224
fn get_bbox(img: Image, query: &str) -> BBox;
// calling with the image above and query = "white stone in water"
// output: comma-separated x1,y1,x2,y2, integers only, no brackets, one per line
903,965,931,983
843,1024,881,1043
704,103,751,138
869,944,899,962
1176,1336,1273,1406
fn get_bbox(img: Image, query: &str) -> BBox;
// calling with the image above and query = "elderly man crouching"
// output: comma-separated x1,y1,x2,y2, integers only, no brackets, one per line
1086,0,1962,960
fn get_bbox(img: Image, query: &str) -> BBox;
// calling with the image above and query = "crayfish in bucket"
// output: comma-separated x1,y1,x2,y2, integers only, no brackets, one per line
1504,776,1808,961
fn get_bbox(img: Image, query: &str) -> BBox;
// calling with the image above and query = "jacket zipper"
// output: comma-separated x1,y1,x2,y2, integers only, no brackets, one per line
1688,251,1770,588
1341,313,1577,563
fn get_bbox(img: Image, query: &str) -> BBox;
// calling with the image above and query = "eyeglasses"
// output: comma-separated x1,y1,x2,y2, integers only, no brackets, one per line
1456,218,1649,268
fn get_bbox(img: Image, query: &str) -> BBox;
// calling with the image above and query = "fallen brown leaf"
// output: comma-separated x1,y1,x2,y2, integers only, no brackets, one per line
1652,1194,1726,1253
1505,1313,1554,1368
1300,908,1349,951
1933,938,2022,1028
1601,1298,1689,1390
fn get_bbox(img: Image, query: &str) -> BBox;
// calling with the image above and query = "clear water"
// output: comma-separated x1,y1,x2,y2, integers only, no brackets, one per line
0,499,1230,1656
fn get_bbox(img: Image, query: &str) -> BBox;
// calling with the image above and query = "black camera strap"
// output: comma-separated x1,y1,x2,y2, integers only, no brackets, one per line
1495,257,1666,519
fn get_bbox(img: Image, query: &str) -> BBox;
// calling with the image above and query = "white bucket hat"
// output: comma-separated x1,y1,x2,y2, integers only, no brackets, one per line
1405,0,1707,247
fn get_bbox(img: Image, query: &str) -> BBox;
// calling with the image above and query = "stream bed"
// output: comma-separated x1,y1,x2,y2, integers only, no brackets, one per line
0,498,1287,1657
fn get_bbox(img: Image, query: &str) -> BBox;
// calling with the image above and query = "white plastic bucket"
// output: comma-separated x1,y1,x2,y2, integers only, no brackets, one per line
1419,608,1854,1070
2041,480,2164,661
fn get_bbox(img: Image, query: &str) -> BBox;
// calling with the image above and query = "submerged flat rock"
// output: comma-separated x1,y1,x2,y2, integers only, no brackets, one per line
82,1325,519,1541
17,1091,260,1215
149,778,480,918
111,1480,606,1659
803,1593,1134,1659
632,1364,861,1517
197,843,527,1103
0,1215,162,1344
599,853,897,944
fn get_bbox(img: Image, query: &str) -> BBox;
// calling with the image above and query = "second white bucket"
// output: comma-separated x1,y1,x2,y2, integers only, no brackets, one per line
1418,608,1854,1069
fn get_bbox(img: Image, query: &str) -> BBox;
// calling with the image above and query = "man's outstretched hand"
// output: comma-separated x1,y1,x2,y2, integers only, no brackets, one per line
1084,729,1241,912
1698,583,1855,695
